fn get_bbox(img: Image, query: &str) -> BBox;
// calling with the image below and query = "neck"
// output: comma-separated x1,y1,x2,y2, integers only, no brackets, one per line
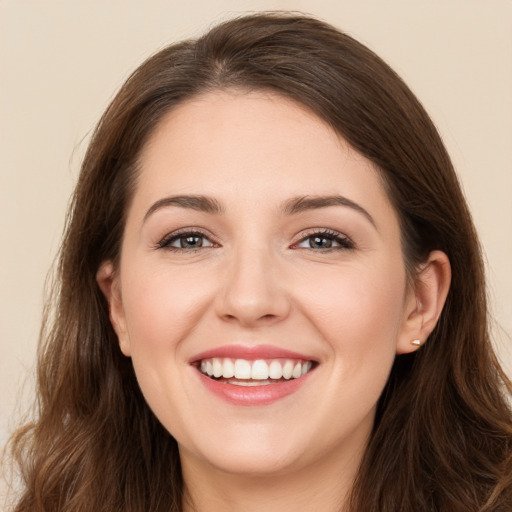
180,438,366,512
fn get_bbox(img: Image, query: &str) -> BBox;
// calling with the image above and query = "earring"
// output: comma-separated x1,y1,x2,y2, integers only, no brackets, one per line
411,339,422,346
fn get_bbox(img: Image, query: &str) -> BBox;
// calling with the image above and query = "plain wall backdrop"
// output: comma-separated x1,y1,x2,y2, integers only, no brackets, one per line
1,0,511,499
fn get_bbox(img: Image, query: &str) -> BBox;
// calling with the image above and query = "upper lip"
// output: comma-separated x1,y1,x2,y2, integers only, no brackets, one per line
189,344,317,364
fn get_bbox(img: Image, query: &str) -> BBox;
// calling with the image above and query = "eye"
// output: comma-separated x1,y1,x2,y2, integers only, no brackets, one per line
157,230,215,251
295,230,354,250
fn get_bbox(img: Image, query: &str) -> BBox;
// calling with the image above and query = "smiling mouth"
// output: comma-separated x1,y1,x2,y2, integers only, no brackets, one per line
197,358,315,386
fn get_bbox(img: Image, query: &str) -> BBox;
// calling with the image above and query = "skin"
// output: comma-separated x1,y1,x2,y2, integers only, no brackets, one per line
98,90,450,512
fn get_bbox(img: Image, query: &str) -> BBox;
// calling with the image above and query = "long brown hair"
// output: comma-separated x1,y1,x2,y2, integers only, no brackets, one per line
8,12,512,511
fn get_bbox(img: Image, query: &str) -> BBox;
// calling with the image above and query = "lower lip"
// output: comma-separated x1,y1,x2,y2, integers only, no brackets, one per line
195,369,313,406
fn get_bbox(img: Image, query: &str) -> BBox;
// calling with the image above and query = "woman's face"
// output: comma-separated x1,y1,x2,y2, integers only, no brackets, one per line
104,90,421,477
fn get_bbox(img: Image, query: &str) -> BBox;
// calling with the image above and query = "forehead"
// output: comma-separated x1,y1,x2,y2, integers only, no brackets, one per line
135,90,397,226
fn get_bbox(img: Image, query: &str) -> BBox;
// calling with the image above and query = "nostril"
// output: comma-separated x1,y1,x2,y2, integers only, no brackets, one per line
215,274,292,326
222,312,274,321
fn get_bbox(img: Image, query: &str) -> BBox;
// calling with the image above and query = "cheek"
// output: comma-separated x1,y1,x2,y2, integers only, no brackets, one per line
303,265,406,425
120,260,214,357
117,261,216,438
299,261,406,362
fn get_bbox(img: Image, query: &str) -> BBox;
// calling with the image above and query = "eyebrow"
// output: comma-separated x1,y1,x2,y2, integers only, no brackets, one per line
143,195,224,222
143,193,376,229
282,195,376,228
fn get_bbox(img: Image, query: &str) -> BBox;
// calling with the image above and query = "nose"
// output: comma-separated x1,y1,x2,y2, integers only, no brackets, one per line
215,245,291,327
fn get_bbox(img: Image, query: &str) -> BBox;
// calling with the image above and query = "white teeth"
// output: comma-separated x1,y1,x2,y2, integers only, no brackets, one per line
251,359,269,380
282,360,294,379
222,358,235,378
269,360,283,379
234,359,252,379
212,358,223,378
198,357,314,382
292,362,302,379
302,361,312,375
228,379,273,387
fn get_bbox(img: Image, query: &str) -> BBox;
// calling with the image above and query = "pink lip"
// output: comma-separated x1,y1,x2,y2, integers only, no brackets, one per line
189,344,315,363
195,369,314,406
190,344,316,406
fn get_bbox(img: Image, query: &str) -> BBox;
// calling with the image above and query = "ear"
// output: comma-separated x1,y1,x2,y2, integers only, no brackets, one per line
96,261,131,357
396,250,451,354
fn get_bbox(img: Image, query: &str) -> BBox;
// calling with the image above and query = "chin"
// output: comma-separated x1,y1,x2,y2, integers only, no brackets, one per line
192,446,303,477
179,423,314,477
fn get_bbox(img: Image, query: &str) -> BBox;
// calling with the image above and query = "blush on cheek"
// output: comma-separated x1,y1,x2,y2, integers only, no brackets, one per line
309,274,405,360
122,273,215,358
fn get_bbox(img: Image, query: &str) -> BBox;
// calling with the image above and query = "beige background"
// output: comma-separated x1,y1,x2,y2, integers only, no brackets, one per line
1,0,511,495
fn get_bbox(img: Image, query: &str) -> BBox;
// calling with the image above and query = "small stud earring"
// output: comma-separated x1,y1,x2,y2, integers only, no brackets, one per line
411,339,422,346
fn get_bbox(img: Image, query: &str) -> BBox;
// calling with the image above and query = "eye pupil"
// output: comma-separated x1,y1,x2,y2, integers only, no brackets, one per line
181,235,203,248
310,236,333,249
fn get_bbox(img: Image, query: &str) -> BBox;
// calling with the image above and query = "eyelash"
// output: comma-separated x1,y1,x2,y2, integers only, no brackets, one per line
156,228,355,252
156,229,217,252
294,229,355,251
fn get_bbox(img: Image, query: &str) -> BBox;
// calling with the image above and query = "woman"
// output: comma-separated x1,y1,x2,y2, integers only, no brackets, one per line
9,12,512,512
